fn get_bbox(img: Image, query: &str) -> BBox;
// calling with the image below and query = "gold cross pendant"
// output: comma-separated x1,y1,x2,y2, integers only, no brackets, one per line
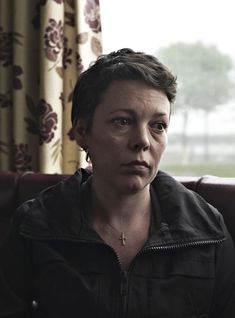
119,232,126,246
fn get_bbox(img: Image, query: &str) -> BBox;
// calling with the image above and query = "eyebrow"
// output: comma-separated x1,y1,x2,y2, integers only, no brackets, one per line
109,108,169,117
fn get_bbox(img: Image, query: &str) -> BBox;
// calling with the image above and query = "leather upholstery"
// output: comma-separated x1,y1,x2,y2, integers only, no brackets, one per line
0,172,235,244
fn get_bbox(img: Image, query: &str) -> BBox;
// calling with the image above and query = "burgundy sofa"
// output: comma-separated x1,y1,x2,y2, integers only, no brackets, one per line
1,171,235,245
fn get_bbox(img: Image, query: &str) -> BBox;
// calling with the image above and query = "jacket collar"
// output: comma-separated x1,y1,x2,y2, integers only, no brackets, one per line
147,172,225,247
19,169,225,246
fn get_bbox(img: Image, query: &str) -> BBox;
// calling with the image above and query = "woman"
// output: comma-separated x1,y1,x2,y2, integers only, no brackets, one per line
0,48,234,318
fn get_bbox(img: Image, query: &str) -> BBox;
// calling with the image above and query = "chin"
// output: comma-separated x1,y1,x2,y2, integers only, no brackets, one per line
120,176,150,194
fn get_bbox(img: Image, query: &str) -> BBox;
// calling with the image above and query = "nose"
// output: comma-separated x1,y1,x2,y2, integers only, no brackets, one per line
129,125,150,151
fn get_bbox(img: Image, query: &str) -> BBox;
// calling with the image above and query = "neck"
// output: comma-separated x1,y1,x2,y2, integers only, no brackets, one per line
90,179,151,224
90,178,152,249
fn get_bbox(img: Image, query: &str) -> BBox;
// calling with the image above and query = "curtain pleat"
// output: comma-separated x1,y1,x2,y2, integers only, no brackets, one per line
0,0,102,173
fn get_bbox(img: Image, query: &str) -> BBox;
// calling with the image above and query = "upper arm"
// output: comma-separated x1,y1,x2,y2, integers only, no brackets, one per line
0,210,33,317
209,227,235,318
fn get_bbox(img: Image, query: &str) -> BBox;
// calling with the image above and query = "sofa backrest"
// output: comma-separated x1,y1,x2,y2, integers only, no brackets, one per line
1,172,235,244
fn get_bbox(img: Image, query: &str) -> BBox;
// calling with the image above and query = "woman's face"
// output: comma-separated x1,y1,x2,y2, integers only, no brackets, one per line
78,80,170,195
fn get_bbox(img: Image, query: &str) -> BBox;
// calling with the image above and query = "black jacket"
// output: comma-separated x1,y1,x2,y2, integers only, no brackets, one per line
0,170,235,318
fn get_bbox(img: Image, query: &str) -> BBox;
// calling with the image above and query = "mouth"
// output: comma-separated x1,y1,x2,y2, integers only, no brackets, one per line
122,160,150,169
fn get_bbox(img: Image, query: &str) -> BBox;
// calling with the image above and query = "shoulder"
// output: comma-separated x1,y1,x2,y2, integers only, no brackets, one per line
152,170,222,218
20,168,90,210
151,170,226,240
14,169,92,238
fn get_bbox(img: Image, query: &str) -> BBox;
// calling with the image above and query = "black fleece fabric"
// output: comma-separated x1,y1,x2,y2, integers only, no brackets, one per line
0,170,235,318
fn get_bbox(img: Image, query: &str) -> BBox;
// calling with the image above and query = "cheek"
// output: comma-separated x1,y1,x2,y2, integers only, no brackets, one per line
88,135,123,162
100,134,126,150
153,134,168,153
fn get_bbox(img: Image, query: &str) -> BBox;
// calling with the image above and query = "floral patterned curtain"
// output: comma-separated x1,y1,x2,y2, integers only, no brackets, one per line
0,0,102,173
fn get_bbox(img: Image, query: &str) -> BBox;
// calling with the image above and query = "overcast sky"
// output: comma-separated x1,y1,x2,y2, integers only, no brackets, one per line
100,0,235,135
100,0,235,59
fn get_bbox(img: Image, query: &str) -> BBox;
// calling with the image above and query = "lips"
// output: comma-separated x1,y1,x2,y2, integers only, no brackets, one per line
122,160,150,169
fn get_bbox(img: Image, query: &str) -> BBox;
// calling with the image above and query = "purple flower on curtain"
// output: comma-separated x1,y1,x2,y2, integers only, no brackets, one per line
63,47,72,68
44,19,64,61
38,99,58,145
84,0,101,33
25,96,58,145
32,1,45,29
13,65,23,89
13,143,32,172
76,53,84,73
0,93,12,108
0,27,23,66
62,37,72,69
91,36,102,57
0,27,13,66
65,12,75,27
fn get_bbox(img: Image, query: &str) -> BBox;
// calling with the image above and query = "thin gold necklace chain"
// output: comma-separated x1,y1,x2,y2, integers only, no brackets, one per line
94,209,150,247
104,220,127,246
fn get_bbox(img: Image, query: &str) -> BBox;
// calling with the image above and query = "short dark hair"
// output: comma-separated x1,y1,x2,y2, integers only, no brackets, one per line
71,48,177,130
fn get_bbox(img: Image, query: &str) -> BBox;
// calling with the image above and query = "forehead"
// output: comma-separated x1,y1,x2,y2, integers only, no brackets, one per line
97,80,170,116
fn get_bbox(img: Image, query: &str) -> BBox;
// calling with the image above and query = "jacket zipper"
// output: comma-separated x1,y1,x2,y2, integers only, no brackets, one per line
118,237,226,318
128,237,226,269
127,237,226,273
20,231,225,318
120,270,128,318
120,237,226,317
141,237,226,252
20,231,132,317
20,231,126,318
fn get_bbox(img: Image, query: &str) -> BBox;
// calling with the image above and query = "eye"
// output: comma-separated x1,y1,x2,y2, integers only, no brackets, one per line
112,117,132,127
151,122,167,133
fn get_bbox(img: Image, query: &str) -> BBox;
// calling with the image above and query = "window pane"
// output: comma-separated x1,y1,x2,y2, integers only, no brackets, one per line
100,0,235,176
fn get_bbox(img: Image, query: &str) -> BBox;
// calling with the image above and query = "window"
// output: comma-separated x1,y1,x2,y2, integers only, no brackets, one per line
100,0,235,176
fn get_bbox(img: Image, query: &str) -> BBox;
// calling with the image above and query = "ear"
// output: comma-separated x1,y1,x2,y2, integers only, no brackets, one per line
73,119,88,150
